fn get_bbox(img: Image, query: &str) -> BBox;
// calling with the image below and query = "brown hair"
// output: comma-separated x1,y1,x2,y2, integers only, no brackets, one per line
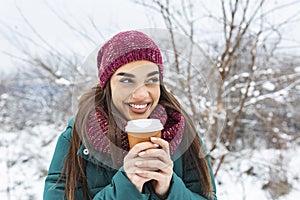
60,82,214,199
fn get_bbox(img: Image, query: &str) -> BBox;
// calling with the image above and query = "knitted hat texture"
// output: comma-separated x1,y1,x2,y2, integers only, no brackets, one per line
97,30,164,88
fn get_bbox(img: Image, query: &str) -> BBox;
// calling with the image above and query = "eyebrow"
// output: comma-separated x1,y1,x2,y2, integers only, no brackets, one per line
116,72,135,77
116,71,159,78
147,71,160,77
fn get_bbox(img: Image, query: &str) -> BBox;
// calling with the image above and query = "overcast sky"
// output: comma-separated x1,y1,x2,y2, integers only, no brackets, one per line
0,0,165,75
1,0,300,75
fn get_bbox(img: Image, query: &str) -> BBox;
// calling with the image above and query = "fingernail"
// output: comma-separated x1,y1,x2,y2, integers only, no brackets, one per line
135,161,142,166
150,137,157,141
153,144,159,148
138,151,145,156
136,169,142,174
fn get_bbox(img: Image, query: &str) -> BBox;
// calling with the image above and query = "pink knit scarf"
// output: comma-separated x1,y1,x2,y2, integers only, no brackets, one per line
85,104,184,155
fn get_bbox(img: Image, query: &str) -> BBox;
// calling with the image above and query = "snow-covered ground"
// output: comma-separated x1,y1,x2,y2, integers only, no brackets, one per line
1,124,299,199
215,147,300,199
0,124,62,200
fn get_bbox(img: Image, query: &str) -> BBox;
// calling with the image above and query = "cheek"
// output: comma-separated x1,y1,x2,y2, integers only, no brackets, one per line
111,87,131,106
151,87,161,103
111,90,122,105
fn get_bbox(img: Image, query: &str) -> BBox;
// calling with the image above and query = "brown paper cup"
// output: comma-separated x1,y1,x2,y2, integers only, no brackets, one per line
125,119,163,149
127,130,161,149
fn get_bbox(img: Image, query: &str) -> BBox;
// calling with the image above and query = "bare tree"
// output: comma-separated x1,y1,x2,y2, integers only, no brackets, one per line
0,2,106,128
134,0,300,179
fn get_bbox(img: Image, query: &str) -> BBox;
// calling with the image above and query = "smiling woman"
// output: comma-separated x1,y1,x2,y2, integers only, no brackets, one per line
110,60,161,120
43,30,218,200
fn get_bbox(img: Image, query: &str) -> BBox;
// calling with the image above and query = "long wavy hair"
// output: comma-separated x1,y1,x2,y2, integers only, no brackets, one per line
60,80,214,199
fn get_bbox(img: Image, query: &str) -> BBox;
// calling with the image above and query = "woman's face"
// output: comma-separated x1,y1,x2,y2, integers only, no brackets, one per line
110,60,161,120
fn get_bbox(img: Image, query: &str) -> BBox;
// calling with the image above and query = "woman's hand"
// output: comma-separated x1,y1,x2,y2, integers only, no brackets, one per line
123,141,160,192
134,137,174,198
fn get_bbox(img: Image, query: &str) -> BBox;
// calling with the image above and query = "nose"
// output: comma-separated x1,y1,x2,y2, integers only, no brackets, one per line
132,85,149,99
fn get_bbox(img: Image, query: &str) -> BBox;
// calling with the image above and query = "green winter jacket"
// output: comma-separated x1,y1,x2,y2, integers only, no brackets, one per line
43,119,217,200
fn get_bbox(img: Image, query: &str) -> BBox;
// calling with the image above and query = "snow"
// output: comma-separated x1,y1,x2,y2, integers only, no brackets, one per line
0,124,61,200
294,66,300,73
55,77,71,86
262,81,276,91
241,72,250,77
1,124,299,199
216,147,300,200
267,68,274,74
1,93,9,99
253,90,260,97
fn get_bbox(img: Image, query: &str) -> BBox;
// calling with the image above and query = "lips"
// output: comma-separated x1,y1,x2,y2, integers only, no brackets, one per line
126,102,151,114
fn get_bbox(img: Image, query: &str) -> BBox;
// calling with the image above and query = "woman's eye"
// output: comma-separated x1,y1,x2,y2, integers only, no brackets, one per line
146,77,159,84
120,78,133,83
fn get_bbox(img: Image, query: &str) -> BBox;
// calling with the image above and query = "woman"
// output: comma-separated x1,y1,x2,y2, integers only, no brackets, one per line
43,30,217,200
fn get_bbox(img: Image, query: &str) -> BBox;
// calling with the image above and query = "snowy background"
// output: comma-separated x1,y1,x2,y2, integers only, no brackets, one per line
1,125,299,199
1,0,300,199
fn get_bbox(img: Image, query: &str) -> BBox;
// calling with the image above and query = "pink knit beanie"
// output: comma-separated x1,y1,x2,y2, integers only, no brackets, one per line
97,30,164,89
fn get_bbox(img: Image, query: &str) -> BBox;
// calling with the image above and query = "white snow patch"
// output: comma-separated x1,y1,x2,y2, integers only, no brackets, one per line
55,77,71,86
262,81,276,91
294,66,300,73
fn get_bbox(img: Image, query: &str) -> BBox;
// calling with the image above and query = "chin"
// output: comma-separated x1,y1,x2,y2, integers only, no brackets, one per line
128,112,151,120
128,115,146,120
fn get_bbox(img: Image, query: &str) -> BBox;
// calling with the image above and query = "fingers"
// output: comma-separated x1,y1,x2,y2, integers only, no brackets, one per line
127,141,159,158
150,137,170,155
124,141,161,174
137,143,173,173
138,137,172,164
135,168,172,182
135,157,171,172
138,148,170,165
123,138,173,193
127,174,152,192
123,140,171,192
135,170,161,179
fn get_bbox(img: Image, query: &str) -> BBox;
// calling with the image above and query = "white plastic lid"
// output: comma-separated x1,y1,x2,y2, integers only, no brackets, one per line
125,119,163,132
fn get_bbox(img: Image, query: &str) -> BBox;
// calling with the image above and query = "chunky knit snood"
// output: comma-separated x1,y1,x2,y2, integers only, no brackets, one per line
85,104,184,155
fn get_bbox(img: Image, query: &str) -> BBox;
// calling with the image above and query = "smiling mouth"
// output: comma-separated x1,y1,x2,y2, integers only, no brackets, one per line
129,103,148,109
126,102,151,114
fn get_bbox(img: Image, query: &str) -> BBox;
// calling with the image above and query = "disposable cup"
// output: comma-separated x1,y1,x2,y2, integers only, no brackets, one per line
125,119,163,149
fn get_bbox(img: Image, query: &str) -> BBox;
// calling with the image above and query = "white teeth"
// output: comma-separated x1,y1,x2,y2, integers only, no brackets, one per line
129,104,147,109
